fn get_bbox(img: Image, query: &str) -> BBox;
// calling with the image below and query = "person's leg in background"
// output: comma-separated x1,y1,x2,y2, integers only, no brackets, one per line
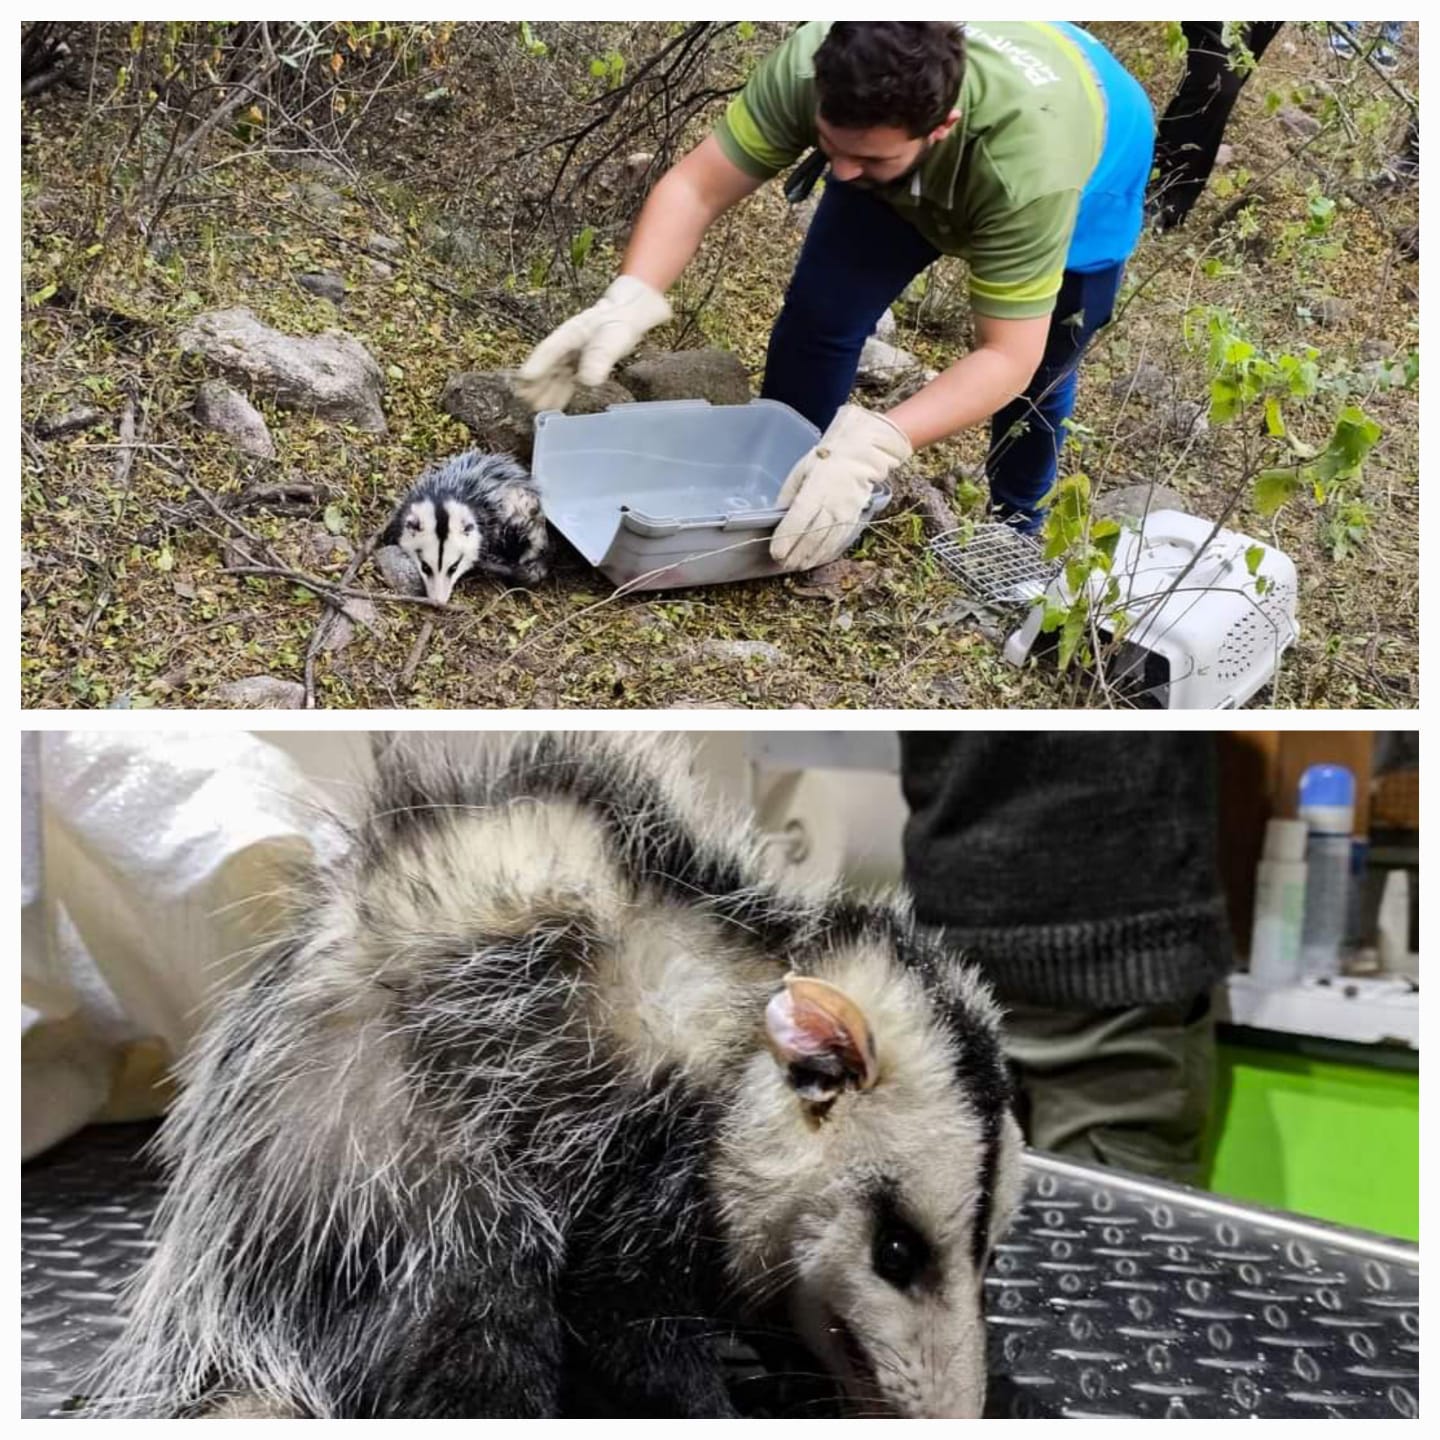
761,179,939,432
1002,996,1216,1185
985,263,1125,532
899,732,1233,1188
1150,21,1284,231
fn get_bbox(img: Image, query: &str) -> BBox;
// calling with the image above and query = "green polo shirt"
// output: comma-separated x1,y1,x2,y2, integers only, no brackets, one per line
714,21,1106,319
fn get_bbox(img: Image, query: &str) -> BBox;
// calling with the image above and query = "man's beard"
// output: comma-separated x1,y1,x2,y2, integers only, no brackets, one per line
840,138,934,192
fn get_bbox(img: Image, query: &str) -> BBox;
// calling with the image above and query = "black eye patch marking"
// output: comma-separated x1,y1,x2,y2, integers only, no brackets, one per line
419,560,433,578
869,1185,937,1293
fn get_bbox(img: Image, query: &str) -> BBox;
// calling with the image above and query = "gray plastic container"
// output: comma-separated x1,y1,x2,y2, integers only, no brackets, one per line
531,397,891,591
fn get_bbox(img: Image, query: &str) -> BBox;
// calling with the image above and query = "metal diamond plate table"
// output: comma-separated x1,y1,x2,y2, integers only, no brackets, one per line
986,1152,1419,1418
22,1125,1419,1418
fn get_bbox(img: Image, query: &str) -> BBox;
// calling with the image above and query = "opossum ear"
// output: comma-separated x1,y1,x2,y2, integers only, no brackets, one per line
765,974,878,1109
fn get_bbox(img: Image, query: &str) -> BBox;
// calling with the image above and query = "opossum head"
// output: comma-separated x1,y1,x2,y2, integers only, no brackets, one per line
391,494,482,605
716,922,1025,1419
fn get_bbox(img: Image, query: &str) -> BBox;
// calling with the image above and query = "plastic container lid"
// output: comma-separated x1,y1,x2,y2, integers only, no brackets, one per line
1299,763,1355,809
1262,817,1309,863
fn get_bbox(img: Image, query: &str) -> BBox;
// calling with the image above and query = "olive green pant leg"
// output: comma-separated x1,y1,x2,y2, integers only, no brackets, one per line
1001,995,1216,1188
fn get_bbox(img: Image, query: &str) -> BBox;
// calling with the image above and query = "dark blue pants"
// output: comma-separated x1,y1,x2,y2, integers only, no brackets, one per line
761,180,1125,531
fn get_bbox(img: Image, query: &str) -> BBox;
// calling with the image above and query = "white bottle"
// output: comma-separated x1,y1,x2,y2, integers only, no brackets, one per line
1299,764,1356,978
1376,869,1411,975
1249,818,1309,986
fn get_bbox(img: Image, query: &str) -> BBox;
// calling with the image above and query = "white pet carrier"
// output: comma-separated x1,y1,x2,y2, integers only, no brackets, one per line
930,510,1299,709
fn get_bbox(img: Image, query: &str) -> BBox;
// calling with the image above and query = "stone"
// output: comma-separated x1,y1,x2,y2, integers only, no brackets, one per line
21,549,36,572
623,151,654,180
440,369,633,462
193,379,276,459
855,336,923,389
211,675,306,708
179,307,386,432
320,597,380,653
374,544,421,594
297,271,346,304
622,349,751,406
1214,142,1235,168
35,405,106,440
1155,399,1210,441
1110,358,1170,402
365,231,404,257
1306,295,1353,328
1094,483,1189,522
306,527,357,571
909,479,958,537
873,308,898,341
696,638,785,666
1277,106,1321,139
366,257,394,280
297,180,346,213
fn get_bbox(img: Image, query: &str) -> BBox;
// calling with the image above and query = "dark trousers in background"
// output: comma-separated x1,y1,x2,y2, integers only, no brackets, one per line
1150,21,1285,231
1004,995,1216,1187
760,179,1125,532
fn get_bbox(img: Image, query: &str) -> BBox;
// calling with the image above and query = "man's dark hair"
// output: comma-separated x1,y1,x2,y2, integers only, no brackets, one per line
813,22,966,137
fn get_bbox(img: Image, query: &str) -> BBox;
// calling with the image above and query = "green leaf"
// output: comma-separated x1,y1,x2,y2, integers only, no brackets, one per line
737,20,756,39
323,503,347,535
570,225,595,269
1245,544,1264,576
156,545,175,572
1253,468,1302,517
1315,405,1381,483
1263,395,1286,437
1058,600,1087,671
27,282,58,307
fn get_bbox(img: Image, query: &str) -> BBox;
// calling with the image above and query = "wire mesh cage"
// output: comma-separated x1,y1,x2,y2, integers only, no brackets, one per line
928,523,1059,610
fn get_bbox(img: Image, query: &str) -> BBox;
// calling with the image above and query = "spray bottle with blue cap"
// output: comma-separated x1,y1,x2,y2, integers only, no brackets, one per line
1298,763,1356,978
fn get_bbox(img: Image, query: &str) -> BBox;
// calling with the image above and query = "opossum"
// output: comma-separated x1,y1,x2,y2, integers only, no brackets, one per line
381,451,551,604
88,733,1024,1418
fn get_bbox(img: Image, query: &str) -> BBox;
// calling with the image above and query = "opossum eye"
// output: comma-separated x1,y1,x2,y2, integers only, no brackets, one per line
463,523,476,535
447,560,461,577
419,560,433,578
404,517,421,533
872,1216,931,1291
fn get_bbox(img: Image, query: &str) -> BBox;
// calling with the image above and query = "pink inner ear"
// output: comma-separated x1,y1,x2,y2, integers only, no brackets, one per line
765,986,860,1063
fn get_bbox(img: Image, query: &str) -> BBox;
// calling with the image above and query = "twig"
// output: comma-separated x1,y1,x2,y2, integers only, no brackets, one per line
303,528,382,708
401,620,435,688
224,564,441,610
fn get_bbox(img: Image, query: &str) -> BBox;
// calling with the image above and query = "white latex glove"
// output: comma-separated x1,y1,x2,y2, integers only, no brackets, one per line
769,404,912,572
515,275,673,413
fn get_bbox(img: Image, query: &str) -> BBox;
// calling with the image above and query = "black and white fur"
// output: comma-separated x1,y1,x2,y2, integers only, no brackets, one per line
89,733,1024,1419
382,451,551,604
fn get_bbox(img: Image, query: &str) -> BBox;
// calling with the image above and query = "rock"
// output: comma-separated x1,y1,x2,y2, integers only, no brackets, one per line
873,308,898,342
1358,339,1394,363
194,379,276,458
292,154,352,182
623,151,654,180
374,544,421,594
21,549,36,572
297,180,346,213
366,257,394,280
297,271,346,304
909,479,958,537
835,610,854,632
179,307,387,432
306,527,357,571
1155,399,1210,441
440,369,633,461
1306,295,1353,328
320,597,380,654
423,221,484,265
622,349,751,406
212,675,305,708
366,231,404,258
1277,106,1321,139
696,639,785,666
1094,483,1189,522
1214,142,1236,169
35,405,106,440
855,336,923,389
789,557,880,597
1110,358,1170,402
